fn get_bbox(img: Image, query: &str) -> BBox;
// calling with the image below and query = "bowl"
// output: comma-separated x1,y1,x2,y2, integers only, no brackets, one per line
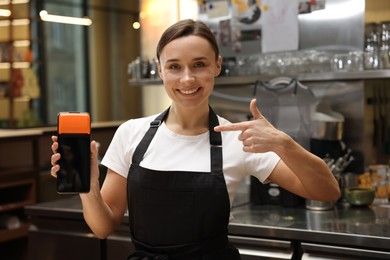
344,187,375,206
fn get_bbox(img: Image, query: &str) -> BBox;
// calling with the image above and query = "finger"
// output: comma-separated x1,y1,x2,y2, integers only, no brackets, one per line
214,121,251,132
250,99,263,120
51,142,58,154
51,153,61,166
51,165,59,178
51,135,58,153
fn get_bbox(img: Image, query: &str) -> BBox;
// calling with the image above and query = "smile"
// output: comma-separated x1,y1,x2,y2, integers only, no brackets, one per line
179,88,199,95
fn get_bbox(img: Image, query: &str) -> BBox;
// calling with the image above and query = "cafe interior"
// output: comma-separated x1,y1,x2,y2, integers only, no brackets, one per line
0,0,390,259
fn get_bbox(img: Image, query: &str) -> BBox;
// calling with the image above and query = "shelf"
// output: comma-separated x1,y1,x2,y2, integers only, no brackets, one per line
129,69,390,87
0,166,37,177
0,179,36,213
0,223,29,243
129,78,162,86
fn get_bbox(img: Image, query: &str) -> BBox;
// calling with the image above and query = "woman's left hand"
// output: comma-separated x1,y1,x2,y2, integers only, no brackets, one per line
214,99,285,153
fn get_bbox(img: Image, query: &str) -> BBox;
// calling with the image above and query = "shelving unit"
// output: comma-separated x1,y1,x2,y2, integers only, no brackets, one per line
0,0,36,128
0,128,41,255
129,69,390,87
0,179,34,243
0,179,36,212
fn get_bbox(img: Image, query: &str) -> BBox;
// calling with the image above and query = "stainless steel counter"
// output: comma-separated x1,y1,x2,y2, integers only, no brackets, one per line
25,197,390,259
229,203,390,256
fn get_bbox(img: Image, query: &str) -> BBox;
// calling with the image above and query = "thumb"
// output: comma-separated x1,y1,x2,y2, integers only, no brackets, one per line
250,99,263,120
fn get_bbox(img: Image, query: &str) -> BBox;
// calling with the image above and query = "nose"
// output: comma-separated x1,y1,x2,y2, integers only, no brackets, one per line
180,67,195,84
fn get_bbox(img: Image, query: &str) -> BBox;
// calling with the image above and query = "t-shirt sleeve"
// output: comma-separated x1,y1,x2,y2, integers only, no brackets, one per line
101,122,132,178
247,151,281,184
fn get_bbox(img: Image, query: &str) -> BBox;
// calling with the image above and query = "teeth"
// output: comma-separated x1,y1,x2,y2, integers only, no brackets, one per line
180,88,198,95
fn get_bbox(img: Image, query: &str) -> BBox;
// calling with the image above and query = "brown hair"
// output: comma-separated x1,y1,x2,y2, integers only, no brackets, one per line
156,19,220,61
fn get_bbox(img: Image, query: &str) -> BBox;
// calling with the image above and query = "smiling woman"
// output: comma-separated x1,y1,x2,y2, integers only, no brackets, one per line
50,18,340,260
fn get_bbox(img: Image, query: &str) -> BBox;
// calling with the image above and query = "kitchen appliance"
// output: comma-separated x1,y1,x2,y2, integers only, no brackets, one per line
309,102,345,160
249,78,316,207
256,77,316,150
250,178,304,207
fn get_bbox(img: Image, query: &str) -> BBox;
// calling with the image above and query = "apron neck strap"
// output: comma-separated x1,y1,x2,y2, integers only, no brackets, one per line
131,108,169,165
208,107,223,173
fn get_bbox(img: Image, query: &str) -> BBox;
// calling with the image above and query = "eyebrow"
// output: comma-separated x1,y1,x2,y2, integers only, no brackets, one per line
165,57,209,63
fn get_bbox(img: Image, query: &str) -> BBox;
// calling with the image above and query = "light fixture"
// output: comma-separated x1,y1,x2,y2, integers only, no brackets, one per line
0,63,10,69
132,21,140,30
13,40,30,47
0,18,29,26
39,10,92,26
0,62,30,69
0,0,30,4
13,62,30,68
0,8,11,17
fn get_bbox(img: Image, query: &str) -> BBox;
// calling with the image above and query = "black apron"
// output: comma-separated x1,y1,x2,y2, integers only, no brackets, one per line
127,107,241,260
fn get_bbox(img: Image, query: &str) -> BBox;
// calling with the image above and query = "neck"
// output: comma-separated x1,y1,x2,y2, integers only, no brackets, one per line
165,104,209,135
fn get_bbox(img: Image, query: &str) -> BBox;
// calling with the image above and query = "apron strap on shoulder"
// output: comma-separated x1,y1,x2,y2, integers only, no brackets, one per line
131,108,169,165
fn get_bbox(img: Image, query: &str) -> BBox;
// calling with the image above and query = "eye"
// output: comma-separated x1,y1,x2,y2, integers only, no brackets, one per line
168,63,180,70
194,62,205,68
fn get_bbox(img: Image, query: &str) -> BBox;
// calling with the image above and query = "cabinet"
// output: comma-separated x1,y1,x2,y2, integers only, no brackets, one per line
0,129,41,259
0,0,39,128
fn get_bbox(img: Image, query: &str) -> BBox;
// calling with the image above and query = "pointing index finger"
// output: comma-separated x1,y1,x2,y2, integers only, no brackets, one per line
214,122,249,132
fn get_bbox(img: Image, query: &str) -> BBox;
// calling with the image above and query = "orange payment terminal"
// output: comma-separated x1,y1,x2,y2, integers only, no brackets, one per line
57,112,91,193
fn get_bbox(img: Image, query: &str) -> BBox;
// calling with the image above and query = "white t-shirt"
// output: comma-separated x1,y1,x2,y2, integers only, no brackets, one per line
101,114,280,207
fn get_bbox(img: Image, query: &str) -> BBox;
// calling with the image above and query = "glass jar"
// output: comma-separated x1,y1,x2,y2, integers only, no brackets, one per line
364,23,380,70
379,21,390,69
369,164,390,204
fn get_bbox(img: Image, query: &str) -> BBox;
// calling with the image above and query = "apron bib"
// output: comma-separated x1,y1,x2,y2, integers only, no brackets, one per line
127,107,240,260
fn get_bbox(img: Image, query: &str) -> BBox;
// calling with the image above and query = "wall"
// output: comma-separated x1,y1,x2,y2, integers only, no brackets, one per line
139,0,198,116
89,1,142,121
365,0,390,23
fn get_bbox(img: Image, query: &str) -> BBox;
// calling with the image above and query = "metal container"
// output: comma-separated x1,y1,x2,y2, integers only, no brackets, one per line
305,199,335,211
311,101,345,141
311,120,344,141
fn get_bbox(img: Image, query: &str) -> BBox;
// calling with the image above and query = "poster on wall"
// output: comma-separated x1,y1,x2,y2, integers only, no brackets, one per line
198,0,262,57
197,0,326,56
261,0,299,53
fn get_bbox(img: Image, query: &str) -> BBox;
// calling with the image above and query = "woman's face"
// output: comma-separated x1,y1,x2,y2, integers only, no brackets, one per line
158,35,222,110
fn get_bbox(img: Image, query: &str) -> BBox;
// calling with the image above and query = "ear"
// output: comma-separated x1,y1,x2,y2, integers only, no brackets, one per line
214,55,222,77
157,60,163,80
